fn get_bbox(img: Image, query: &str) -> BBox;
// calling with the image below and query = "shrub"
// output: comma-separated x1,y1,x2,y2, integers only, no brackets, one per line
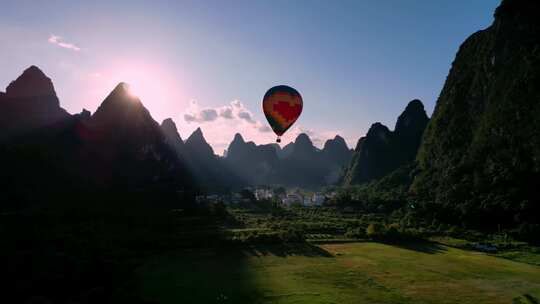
366,223,386,239
279,227,306,243
345,227,365,239
515,223,540,245
385,223,401,241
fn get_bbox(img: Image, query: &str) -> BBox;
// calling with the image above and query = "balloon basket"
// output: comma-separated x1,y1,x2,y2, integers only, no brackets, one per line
276,137,281,143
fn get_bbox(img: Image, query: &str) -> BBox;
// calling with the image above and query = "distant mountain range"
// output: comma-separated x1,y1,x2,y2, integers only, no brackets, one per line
0,65,434,197
224,132,353,187
2,0,537,228
0,67,355,198
0,69,192,208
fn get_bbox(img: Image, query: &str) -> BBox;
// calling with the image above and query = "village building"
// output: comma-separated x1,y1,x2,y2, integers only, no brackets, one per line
282,193,303,207
312,193,326,206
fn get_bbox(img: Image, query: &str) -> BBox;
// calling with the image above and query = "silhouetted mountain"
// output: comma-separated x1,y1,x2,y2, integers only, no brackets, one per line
225,133,279,185
278,142,295,159
266,143,282,156
0,65,69,140
394,99,430,164
321,135,353,184
343,100,429,185
224,132,353,187
88,83,164,147
343,123,394,185
412,0,540,227
258,144,281,162
274,133,324,187
183,128,241,192
0,73,194,209
161,118,185,157
79,83,190,188
322,135,353,166
6,65,57,97
79,108,91,120
288,133,318,161
185,127,214,159
226,133,251,163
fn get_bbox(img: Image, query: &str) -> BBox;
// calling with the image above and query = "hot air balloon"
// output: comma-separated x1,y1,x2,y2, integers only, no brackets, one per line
263,85,303,143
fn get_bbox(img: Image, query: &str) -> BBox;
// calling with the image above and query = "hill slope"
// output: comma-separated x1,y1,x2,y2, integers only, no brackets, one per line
343,100,428,185
412,0,540,227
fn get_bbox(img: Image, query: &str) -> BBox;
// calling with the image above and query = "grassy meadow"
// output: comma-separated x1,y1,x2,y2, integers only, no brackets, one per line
135,241,540,304
3,204,539,303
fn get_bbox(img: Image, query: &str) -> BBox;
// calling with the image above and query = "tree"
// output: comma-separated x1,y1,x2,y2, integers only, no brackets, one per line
366,223,385,239
240,189,255,201
273,187,286,196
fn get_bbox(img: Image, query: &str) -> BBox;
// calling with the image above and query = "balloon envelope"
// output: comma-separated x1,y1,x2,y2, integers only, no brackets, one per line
262,85,303,137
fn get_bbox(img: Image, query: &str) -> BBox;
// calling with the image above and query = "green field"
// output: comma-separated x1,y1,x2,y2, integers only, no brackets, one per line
135,242,540,304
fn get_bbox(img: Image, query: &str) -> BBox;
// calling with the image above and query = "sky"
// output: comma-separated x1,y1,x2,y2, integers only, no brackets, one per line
0,0,500,155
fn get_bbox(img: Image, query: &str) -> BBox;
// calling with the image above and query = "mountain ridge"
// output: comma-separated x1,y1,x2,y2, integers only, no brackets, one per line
343,99,429,185
411,0,540,227
225,131,353,187
0,66,69,140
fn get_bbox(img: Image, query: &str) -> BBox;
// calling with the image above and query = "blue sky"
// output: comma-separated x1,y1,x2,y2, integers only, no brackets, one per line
0,0,500,154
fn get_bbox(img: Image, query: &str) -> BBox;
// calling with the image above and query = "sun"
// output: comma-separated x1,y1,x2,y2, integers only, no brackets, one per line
96,60,186,120
113,67,156,101
124,83,139,98
108,62,168,99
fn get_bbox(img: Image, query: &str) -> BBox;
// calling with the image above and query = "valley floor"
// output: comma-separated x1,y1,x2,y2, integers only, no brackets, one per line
135,241,540,304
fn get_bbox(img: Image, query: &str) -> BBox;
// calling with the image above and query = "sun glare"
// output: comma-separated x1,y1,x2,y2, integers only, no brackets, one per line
98,61,184,120
112,66,158,102
125,83,139,98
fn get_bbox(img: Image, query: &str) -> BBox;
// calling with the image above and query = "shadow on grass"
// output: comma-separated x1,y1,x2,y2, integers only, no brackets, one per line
379,239,448,254
131,246,265,304
1,194,343,304
129,241,336,304
310,238,449,255
0,196,240,304
513,293,539,304
242,242,333,258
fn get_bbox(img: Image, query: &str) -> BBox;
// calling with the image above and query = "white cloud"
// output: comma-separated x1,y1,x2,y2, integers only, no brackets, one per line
237,111,255,124
48,34,81,51
183,99,259,125
258,124,272,133
180,100,279,154
219,107,233,119
199,109,218,121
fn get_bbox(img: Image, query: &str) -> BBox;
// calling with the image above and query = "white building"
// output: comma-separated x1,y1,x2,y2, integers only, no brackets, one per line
195,195,206,204
255,188,273,201
207,194,218,200
282,193,303,207
311,193,325,206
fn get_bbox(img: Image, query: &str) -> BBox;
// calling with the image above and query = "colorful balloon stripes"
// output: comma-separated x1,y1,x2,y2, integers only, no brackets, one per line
262,85,303,141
